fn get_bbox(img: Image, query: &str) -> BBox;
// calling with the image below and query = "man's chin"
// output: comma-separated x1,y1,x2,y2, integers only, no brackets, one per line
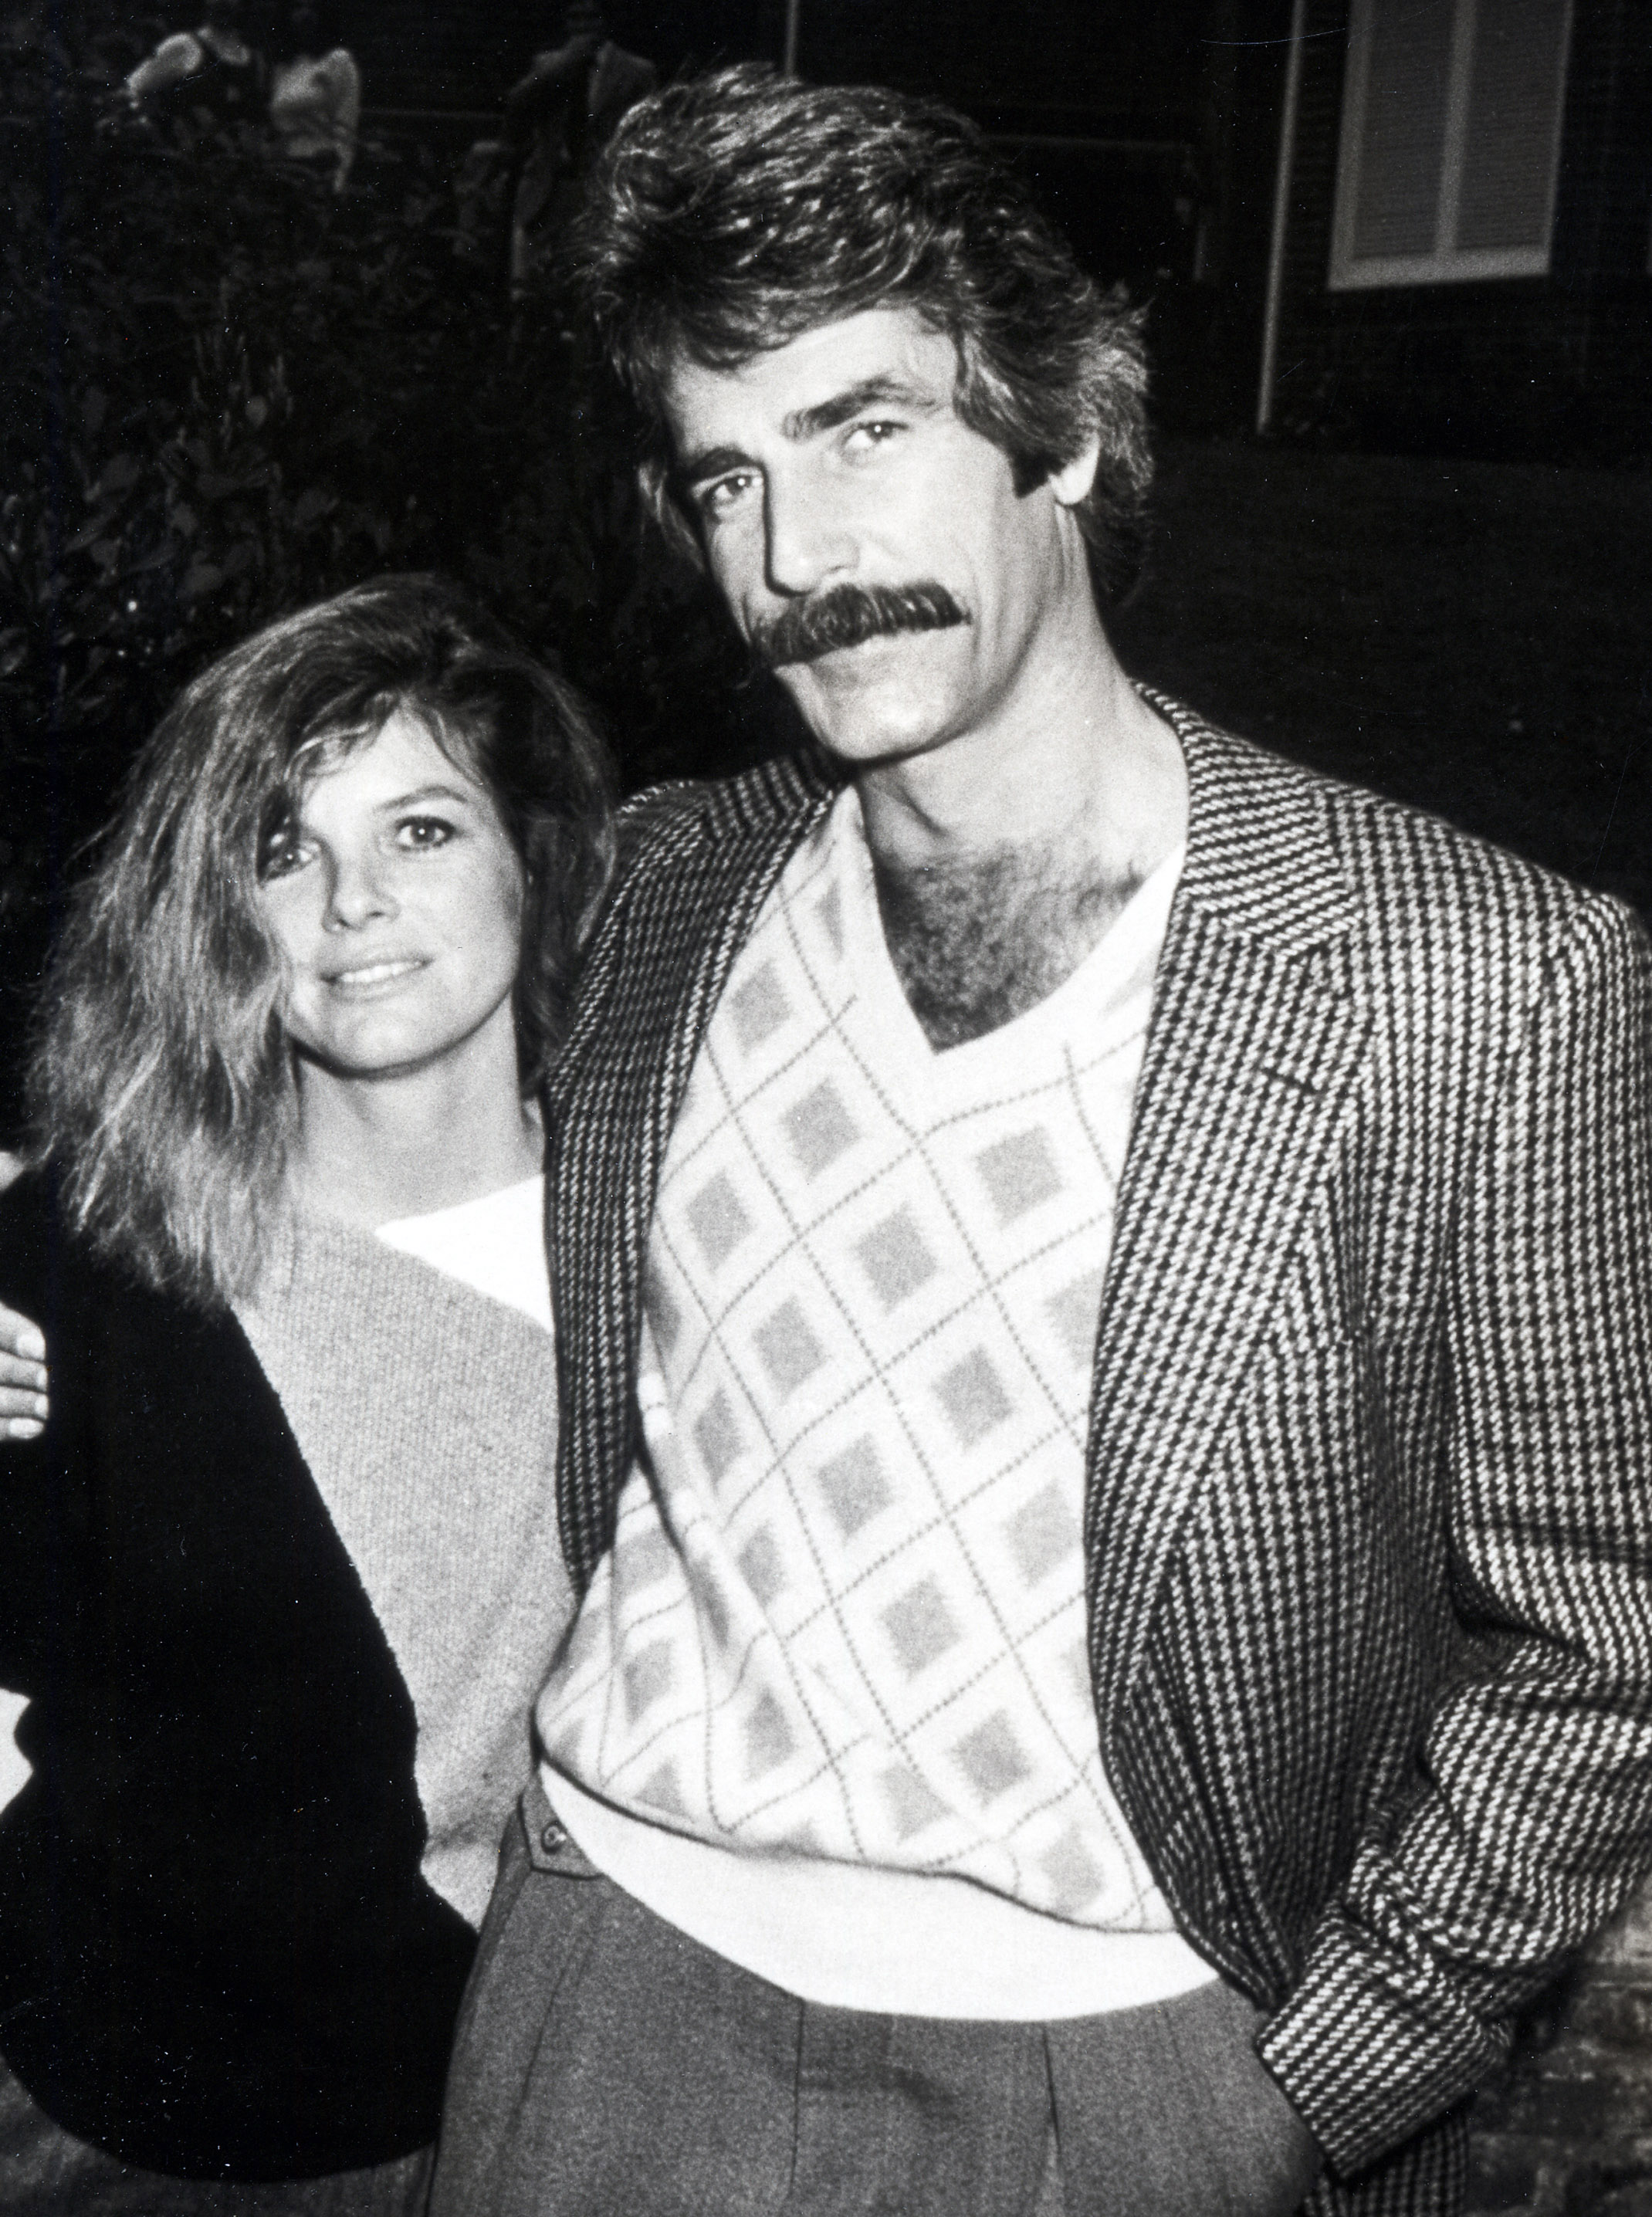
777,661,955,767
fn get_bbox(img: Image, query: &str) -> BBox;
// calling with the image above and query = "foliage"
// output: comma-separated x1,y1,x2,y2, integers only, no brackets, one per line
0,2,752,1128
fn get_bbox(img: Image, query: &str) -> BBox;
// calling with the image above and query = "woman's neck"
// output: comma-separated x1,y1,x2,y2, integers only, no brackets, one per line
289,1013,542,1228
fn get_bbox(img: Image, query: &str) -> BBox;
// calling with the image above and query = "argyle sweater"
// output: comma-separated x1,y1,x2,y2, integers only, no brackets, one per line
540,792,1204,2005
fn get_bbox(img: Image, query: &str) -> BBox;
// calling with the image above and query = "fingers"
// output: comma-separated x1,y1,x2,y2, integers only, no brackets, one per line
0,1302,49,1440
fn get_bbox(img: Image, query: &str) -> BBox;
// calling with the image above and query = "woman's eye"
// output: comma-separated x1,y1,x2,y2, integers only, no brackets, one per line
396,817,455,850
258,834,311,881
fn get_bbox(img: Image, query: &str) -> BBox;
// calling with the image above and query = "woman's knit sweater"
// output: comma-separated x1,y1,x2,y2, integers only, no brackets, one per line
0,1173,567,2179
238,1200,569,1929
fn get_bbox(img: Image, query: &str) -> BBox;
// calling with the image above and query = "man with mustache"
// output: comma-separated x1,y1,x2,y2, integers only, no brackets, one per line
416,64,1652,2217
5,59,1647,2217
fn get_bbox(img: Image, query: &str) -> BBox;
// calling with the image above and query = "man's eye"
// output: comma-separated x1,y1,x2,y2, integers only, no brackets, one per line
697,471,757,519
843,420,903,456
396,817,455,850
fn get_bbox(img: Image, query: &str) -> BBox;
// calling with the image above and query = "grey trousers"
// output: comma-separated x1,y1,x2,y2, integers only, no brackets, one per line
431,1789,1321,2217
0,2058,433,2217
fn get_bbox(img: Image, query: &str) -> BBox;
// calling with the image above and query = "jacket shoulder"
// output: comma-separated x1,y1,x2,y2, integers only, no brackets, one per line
1176,702,1643,981
1315,755,1647,991
611,751,839,888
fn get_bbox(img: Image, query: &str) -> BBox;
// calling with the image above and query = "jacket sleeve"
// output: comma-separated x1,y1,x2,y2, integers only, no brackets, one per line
1258,894,1652,2179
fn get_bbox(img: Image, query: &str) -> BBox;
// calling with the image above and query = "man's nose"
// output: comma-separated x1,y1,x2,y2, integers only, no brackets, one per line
763,474,856,598
322,850,396,930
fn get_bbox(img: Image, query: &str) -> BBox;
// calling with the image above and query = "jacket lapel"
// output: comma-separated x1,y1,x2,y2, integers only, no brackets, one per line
1084,705,1373,1737
550,753,837,1589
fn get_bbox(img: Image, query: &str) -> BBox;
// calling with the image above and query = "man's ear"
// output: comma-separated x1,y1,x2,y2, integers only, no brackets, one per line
1049,432,1102,510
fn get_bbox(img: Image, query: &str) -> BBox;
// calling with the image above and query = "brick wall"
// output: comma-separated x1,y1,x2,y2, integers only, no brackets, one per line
1271,0,1652,460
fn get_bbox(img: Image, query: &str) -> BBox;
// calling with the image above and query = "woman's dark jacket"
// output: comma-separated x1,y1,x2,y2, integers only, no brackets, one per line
0,1172,476,2179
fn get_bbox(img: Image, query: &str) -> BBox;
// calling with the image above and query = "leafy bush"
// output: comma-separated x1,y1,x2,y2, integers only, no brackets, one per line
0,2,755,1131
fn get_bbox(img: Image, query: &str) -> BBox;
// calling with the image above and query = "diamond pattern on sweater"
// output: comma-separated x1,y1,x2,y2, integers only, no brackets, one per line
1046,1268,1106,1373
1005,1481,1079,1589
882,1765,950,1841
936,1347,1014,1447
754,1298,826,1398
692,1559,732,1650
954,1712,1032,1803
625,1640,674,1723
731,962,791,1054
693,1389,744,1484
784,1081,861,1178
738,1527,787,1609
815,1436,893,1538
1042,1824,1105,1915
686,1173,752,1271
620,1525,676,1594
745,1690,794,1778
856,1207,939,1308
882,1576,963,1677
977,1128,1065,1224
638,1760,687,1818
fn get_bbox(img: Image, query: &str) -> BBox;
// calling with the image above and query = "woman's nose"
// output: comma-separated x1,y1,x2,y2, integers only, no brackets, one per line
322,850,396,929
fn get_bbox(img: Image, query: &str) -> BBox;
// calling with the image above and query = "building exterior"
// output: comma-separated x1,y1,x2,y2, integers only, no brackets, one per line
1262,0,1652,458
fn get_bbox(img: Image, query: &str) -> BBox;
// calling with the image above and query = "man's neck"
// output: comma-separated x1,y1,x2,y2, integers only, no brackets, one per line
855,643,1187,1051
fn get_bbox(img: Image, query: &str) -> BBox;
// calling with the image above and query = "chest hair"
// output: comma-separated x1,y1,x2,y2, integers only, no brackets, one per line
872,846,1146,1051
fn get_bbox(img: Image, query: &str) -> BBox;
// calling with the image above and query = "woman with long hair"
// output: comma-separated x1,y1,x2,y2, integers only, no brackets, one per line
0,574,611,2213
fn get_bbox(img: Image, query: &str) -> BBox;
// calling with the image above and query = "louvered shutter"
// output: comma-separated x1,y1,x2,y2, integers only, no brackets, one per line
1454,0,1572,252
1331,0,1573,287
1348,0,1456,260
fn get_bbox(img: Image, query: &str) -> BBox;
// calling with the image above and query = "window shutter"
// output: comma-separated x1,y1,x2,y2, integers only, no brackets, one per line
1454,0,1572,252
1331,0,1573,287
1349,0,1457,259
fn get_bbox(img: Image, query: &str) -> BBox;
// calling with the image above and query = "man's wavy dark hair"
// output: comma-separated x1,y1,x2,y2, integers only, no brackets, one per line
569,65,1153,607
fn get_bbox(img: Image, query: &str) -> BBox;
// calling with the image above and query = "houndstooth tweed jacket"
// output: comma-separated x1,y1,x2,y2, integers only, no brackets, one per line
541,697,1652,2215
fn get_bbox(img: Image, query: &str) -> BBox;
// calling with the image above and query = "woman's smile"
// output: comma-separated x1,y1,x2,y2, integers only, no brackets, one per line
259,708,527,1081
323,955,431,994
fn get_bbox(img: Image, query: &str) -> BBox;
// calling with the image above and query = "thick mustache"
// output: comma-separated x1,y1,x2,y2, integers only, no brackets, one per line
751,583,969,669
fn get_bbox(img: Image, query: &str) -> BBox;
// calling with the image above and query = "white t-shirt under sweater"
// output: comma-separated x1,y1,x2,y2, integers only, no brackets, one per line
239,1176,569,1929
538,790,1213,2017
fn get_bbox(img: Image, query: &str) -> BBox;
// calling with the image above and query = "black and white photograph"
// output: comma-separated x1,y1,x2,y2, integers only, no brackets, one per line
2,4,1650,2212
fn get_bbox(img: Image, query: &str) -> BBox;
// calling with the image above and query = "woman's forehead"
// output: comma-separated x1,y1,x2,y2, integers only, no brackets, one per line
291,708,488,811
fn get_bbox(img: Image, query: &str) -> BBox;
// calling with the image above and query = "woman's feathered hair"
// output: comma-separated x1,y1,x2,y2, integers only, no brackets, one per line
30,574,614,1307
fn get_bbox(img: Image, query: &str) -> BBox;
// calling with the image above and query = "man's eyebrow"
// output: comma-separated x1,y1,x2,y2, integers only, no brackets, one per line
780,374,940,443
675,375,941,486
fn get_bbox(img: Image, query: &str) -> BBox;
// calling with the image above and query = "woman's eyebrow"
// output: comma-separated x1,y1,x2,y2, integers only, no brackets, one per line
372,783,479,812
